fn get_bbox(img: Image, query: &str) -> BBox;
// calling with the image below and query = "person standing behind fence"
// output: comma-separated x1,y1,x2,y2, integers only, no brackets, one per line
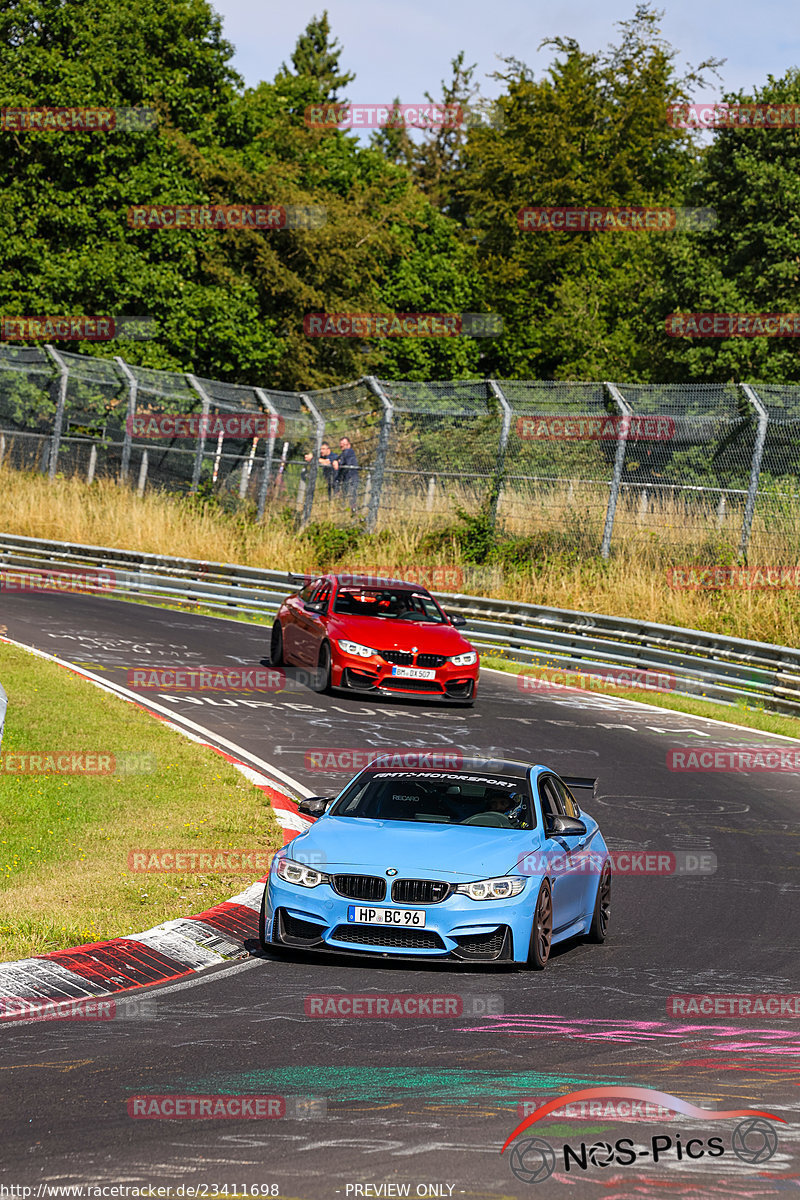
304,441,339,499
334,435,359,512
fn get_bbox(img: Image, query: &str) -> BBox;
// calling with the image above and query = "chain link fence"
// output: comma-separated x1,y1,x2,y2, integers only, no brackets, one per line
2,343,800,559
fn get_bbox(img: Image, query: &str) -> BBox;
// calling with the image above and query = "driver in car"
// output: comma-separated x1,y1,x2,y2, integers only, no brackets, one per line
485,789,529,828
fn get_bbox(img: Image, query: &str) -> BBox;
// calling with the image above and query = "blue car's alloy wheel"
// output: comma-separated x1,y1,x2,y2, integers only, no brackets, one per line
527,880,552,969
587,862,611,943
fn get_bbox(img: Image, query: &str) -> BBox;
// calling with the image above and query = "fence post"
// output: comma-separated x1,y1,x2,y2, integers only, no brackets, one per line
137,450,149,497
600,382,632,559
488,380,512,525
0,432,6,470
254,388,281,520
364,376,394,533
43,344,68,481
739,384,768,560
186,374,212,494
87,444,97,485
114,356,138,482
299,393,324,528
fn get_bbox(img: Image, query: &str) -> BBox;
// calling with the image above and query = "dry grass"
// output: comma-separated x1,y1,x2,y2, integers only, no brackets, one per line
1,464,799,646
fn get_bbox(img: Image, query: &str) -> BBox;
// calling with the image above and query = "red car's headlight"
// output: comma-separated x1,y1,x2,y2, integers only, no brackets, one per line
337,639,377,658
450,651,477,666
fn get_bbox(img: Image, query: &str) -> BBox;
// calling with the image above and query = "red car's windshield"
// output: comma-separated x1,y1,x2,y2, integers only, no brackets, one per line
332,587,445,623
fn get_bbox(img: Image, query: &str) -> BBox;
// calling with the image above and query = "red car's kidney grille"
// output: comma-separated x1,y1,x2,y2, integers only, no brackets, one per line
380,650,414,665
416,653,447,668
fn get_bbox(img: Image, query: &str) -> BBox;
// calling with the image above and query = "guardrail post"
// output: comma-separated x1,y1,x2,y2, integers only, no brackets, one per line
44,344,68,481
187,374,212,494
488,380,512,526
365,376,394,532
114,356,138,483
600,382,632,559
739,384,768,560
254,388,281,520
299,393,325,528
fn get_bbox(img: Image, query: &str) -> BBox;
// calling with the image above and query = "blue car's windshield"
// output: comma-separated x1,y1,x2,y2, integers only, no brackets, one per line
330,771,534,829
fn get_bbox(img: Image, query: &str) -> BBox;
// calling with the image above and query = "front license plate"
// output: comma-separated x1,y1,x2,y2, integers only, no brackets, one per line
347,906,427,927
391,666,436,679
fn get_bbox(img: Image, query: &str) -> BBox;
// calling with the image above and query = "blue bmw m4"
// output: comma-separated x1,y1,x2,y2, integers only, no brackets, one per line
260,758,611,969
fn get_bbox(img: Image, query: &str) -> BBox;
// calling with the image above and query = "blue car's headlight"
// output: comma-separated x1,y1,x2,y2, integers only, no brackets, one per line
276,858,329,888
455,876,526,900
450,650,477,666
337,639,377,658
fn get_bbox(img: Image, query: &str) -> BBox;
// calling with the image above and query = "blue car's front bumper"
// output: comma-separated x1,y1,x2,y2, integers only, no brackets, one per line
264,874,537,963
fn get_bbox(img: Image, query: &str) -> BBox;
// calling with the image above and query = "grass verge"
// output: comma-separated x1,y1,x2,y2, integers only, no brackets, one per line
482,656,800,741
0,641,283,963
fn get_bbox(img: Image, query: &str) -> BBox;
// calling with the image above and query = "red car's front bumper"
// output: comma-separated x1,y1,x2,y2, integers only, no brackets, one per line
331,651,478,702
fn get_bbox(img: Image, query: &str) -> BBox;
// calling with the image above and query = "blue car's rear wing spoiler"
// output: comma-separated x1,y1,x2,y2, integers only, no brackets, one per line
561,775,597,798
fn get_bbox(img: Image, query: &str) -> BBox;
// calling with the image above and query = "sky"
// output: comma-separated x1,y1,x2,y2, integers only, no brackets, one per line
212,0,798,106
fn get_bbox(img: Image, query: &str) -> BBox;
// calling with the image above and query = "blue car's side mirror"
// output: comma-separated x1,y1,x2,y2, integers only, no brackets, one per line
298,796,334,817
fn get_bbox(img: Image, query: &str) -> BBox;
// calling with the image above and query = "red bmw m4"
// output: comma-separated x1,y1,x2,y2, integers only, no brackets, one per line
270,574,479,704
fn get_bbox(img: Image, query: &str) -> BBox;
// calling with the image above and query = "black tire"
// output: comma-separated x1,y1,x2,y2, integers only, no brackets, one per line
586,861,611,943
312,641,332,693
258,884,269,953
270,621,284,667
527,880,553,970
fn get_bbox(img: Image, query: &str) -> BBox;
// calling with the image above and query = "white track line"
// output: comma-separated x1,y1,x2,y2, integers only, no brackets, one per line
481,664,800,744
1,635,313,794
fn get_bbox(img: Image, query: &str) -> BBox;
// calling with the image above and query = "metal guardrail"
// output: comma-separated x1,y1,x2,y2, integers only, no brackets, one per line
2,532,800,717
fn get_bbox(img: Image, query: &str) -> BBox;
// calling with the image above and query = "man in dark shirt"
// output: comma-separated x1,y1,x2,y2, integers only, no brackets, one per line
335,435,359,512
304,441,338,498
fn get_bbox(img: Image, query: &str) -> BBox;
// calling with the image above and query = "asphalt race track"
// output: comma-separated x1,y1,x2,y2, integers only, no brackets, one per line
1,591,798,1198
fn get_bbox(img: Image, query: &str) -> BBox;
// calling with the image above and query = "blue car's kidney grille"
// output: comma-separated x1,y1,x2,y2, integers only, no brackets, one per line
332,874,386,901
332,925,445,950
391,879,451,904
